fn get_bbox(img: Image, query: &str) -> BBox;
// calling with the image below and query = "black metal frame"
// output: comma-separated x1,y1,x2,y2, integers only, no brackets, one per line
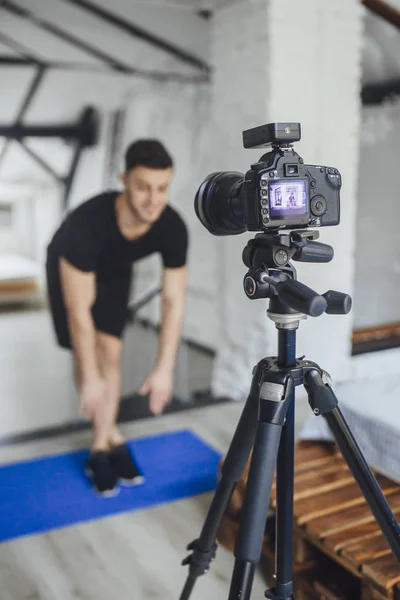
361,0,400,104
363,0,400,28
0,30,45,66
0,98,99,209
1,0,132,74
0,0,211,204
0,56,34,66
63,0,210,74
0,20,100,208
0,67,47,170
362,79,400,105
0,31,205,83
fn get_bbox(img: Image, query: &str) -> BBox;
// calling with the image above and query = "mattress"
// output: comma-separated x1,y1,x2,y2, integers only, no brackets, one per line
0,254,40,301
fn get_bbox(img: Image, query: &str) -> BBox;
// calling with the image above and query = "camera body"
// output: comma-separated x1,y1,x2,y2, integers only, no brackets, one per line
194,122,341,237
243,123,341,231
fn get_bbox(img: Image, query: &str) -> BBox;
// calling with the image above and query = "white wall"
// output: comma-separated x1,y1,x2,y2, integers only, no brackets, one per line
0,180,62,274
354,8,400,330
353,98,400,329
210,0,365,400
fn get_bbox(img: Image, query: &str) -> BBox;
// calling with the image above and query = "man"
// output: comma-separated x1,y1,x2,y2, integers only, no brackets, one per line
46,139,188,497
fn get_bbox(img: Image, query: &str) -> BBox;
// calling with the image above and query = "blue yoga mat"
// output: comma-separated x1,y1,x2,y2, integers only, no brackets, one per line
0,429,221,543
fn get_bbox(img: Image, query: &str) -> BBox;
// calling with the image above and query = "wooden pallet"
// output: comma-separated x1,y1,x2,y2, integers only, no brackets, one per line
217,441,400,600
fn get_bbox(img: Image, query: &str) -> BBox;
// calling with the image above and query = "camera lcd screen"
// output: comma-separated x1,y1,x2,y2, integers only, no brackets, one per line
268,179,308,220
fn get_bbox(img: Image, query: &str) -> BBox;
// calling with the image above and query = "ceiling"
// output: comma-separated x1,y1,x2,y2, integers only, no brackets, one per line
0,0,400,88
0,0,211,79
0,0,399,195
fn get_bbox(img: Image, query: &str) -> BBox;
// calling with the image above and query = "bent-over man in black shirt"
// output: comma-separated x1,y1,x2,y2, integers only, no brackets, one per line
46,140,188,496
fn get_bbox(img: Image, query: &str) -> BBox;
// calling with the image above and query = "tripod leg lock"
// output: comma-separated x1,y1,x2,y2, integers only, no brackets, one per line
259,367,295,425
303,367,338,416
181,539,217,577
265,588,295,600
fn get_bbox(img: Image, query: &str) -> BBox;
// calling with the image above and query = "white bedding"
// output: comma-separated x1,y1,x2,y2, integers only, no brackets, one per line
300,376,400,483
0,254,40,282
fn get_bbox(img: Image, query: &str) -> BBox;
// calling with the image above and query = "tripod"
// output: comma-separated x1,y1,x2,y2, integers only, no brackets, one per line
179,230,400,600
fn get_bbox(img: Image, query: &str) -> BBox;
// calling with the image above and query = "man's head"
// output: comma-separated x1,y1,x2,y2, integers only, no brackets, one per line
121,139,174,225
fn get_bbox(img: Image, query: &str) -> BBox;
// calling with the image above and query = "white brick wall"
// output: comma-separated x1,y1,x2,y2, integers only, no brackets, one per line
210,0,365,399
207,0,273,398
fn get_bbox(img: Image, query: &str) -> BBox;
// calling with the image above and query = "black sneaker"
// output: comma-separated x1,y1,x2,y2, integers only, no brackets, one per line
86,451,120,497
110,443,145,486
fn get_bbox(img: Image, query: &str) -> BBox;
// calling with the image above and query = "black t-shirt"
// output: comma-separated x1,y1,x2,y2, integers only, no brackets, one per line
47,190,188,281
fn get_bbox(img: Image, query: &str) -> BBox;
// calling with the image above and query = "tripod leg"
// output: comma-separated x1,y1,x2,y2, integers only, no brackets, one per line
179,360,266,600
229,369,295,600
274,392,295,600
304,368,400,563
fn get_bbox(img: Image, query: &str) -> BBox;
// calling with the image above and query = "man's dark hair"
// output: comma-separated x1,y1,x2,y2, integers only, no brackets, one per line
124,139,173,173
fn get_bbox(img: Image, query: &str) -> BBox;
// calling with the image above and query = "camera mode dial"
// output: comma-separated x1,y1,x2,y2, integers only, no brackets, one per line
310,195,327,217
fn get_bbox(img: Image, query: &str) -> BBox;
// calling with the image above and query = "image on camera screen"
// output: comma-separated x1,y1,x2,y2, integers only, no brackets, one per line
269,180,307,219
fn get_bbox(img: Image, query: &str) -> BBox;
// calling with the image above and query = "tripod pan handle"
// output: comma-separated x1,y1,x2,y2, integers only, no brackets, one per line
323,290,352,314
276,280,327,317
293,240,334,263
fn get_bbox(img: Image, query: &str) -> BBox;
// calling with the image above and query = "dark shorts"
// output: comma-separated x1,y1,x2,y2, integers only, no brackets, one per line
46,253,132,350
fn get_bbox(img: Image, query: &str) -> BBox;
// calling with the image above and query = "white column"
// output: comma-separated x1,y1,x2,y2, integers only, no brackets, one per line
210,0,364,400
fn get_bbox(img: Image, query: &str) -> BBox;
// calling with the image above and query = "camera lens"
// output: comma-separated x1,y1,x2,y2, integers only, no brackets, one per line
194,172,246,235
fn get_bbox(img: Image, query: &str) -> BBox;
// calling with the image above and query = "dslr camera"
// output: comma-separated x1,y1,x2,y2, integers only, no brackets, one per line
195,122,341,235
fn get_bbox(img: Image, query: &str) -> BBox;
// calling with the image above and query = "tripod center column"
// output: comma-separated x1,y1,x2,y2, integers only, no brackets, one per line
278,328,296,368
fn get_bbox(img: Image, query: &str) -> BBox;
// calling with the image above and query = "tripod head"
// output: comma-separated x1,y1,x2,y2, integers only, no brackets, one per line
242,230,352,327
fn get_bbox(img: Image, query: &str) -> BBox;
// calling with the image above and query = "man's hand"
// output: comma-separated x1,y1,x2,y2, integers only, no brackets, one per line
79,377,107,420
139,369,173,416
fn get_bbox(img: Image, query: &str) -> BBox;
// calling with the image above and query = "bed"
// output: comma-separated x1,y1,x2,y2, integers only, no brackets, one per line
0,254,41,304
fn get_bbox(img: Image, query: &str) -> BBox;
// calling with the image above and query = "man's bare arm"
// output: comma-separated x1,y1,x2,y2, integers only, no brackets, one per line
59,257,100,384
139,265,188,414
156,265,188,374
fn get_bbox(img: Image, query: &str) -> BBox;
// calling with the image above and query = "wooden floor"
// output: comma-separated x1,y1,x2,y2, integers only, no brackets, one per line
0,400,312,600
